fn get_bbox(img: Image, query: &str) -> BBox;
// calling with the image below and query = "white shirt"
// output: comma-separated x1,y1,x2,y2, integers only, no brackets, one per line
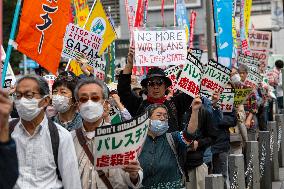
277,72,283,97
12,115,82,189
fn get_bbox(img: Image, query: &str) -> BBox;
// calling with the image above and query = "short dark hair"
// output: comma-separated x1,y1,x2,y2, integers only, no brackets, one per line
275,60,284,69
16,75,49,97
147,104,168,117
238,64,249,73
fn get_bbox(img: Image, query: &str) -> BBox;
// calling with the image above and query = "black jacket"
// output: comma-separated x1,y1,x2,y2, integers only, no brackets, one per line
211,109,238,154
118,73,193,132
0,139,19,189
181,105,220,171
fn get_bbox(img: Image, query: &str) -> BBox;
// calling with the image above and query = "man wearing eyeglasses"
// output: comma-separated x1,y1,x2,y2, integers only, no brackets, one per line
0,89,19,189
9,75,81,189
72,78,143,189
117,48,194,132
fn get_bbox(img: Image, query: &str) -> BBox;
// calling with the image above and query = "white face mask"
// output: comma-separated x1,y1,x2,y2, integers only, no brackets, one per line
231,74,241,83
15,97,44,121
52,95,71,113
79,100,104,123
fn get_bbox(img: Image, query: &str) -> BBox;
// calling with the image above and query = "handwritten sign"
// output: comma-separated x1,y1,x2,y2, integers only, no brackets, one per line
134,28,187,66
200,60,231,97
234,88,253,107
93,57,106,81
43,75,56,93
176,52,203,98
244,69,263,88
94,111,149,170
164,65,182,92
62,23,103,67
220,88,235,112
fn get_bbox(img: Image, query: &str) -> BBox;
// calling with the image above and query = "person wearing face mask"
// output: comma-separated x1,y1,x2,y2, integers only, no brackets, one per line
9,75,81,189
138,97,203,188
51,71,82,131
71,78,143,189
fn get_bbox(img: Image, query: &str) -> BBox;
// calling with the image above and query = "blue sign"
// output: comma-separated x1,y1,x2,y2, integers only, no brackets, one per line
176,0,190,43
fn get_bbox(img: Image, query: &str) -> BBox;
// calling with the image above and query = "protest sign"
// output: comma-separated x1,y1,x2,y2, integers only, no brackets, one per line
220,88,235,112
93,56,106,81
62,23,103,66
134,28,187,66
190,48,203,61
109,106,122,125
43,75,57,94
1,46,16,90
244,69,263,88
237,53,261,72
200,60,231,97
94,111,149,170
234,88,253,107
164,65,182,92
176,52,203,98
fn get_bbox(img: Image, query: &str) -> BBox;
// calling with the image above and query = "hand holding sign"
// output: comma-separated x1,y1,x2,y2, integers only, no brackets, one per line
191,96,202,111
122,160,141,184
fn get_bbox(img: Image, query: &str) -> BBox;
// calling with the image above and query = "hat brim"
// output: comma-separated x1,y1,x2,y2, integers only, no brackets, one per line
141,75,172,88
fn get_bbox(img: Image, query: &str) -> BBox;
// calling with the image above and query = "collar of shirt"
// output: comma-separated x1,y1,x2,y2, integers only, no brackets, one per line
82,119,104,140
16,115,48,137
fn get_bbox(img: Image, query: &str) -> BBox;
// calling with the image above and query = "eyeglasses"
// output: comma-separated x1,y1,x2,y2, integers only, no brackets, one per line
12,91,41,100
78,96,100,103
147,79,165,87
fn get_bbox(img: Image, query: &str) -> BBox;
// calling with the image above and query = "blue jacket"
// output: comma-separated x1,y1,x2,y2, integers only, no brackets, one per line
0,139,19,189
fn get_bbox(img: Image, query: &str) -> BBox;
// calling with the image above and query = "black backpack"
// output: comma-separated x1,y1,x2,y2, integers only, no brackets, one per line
9,118,61,180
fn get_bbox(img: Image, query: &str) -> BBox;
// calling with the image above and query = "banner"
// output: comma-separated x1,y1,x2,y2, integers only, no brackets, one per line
213,0,233,68
62,23,102,66
200,60,231,97
244,69,263,88
220,88,235,112
271,0,284,28
94,111,149,170
175,0,190,43
244,0,252,37
134,28,187,66
85,0,117,55
176,52,203,98
125,0,137,31
73,0,90,27
240,0,250,55
15,0,71,75
237,53,261,72
134,0,144,27
234,88,253,107
189,10,197,48
43,75,57,93
164,65,182,92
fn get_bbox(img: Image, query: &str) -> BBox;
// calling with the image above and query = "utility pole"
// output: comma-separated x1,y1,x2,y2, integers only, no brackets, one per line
206,0,214,60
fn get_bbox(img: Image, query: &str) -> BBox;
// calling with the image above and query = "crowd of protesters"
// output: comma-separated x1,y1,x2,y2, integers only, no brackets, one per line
0,46,284,189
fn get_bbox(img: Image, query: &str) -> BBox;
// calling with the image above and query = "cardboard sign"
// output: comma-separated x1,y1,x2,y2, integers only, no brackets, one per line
238,53,261,72
134,28,187,66
94,111,149,170
190,48,203,61
234,88,253,107
43,75,57,93
200,60,231,98
244,69,263,88
62,23,103,67
164,65,182,92
176,52,203,98
220,88,235,112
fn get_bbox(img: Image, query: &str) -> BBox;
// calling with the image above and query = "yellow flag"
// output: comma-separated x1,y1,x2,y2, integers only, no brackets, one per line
85,0,117,55
244,0,252,37
69,60,83,76
74,0,90,27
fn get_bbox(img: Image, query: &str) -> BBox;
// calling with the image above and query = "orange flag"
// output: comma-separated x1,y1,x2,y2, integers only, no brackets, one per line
15,0,70,75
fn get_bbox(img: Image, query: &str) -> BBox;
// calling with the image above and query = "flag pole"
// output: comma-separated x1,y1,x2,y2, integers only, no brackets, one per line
2,0,22,87
65,0,97,71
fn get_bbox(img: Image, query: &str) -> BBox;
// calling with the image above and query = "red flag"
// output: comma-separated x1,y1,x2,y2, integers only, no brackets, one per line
161,0,165,27
134,0,144,27
189,11,197,48
15,0,70,75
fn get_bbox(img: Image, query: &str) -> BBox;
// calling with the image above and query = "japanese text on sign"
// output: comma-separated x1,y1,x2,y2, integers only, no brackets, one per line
244,70,263,89
201,60,231,96
234,88,253,107
134,28,187,66
165,65,182,92
176,52,203,98
43,75,56,94
190,48,203,61
94,111,149,170
220,88,235,112
62,23,102,65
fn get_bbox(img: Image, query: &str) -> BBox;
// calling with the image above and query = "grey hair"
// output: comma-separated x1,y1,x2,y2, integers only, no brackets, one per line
238,64,249,73
147,104,168,117
74,78,109,101
16,75,49,97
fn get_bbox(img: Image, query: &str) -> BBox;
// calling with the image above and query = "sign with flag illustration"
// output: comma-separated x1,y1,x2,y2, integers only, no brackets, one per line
85,0,117,55
15,0,71,75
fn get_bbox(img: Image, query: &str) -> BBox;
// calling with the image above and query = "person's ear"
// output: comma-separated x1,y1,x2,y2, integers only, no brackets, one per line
39,96,51,108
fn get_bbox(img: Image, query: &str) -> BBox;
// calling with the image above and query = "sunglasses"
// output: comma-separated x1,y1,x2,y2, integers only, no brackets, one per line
147,79,165,87
78,96,100,103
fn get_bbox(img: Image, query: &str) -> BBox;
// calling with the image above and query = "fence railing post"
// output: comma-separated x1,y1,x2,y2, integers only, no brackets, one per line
229,154,245,189
268,121,279,181
205,174,224,189
259,131,272,189
275,114,284,167
245,141,260,189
